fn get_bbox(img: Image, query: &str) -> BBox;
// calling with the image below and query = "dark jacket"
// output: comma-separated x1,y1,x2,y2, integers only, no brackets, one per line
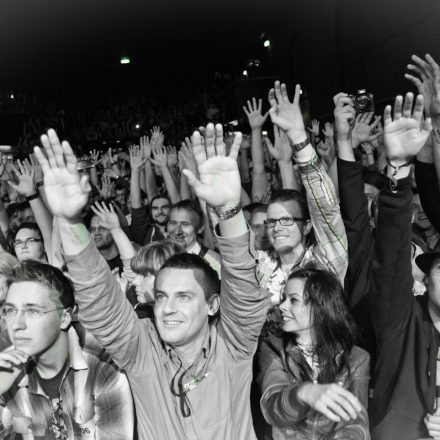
337,158,375,356
369,174,436,440
258,334,370,440
130,206,164,246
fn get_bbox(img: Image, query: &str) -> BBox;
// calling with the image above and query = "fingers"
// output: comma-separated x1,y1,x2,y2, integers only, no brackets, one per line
204,123,216,158
413,94,425,121
402,92,414,118
268,88,277,109
47,129,66,169
191,131,207,169
404,73,423,95
383,105,392,126
228,132,242,161
181,169,200,190
333,92,349,106
215,124,226,157
274,80,283,103
293,84,301,105
393,95,403,120
33,147,50,173
280,83,290,103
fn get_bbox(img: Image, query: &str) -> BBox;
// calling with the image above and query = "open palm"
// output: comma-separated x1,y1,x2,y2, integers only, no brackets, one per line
384,93,432,162
182,124,242,208
34,129,90,221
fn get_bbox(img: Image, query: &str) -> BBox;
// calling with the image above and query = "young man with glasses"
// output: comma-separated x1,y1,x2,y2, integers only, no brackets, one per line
0,260,134,439
257,81,348,306
13,222,47,263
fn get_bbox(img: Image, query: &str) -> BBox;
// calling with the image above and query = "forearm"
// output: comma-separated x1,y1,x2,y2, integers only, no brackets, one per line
337,136,356,162
90,167,99,188
129,168,142,209
180,171,193,200
144,163,159,203
160,166,180,204
110,228,136,260
251,128,269,200
29,196,53,254
278,161,300,190
327,158,339,198
238,150,250,183
0,200,9,237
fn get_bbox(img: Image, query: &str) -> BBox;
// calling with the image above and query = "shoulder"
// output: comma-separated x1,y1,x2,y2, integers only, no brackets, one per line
349,345,370,373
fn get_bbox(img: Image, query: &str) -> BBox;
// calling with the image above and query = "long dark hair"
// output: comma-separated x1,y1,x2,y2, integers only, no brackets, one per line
284,267,358,383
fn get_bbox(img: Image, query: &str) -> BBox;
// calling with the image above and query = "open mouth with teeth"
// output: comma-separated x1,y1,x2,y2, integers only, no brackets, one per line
163,320,183,326
282,316,294,322
273,235,289,241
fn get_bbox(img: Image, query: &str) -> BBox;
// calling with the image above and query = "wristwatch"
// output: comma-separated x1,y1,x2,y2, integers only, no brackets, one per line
289,135,310,152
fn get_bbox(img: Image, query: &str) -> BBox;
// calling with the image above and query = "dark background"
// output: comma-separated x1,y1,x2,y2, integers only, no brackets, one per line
0,0,439,137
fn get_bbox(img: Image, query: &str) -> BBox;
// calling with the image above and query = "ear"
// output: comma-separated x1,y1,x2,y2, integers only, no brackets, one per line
60,308,73,331
198,224,205,235
302,219,312,236
207,294,220,317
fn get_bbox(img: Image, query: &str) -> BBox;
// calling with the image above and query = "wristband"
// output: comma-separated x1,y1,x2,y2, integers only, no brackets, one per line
36,181,44,188
26,193,39,201
289,136,310,152
211,203,242,220
386,157,413,193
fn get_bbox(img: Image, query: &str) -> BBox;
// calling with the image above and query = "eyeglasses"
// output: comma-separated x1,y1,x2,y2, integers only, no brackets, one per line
1,306,65,320
264,216,306,228
13,238,43,248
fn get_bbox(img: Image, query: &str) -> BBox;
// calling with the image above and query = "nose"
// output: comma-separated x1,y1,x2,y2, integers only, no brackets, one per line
279,297,289,312
133,274,141,287
163,297,177,314
11,310,27,331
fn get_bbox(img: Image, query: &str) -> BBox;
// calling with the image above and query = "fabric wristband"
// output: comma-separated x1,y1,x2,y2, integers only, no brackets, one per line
211,203,242,220
26,193,39,201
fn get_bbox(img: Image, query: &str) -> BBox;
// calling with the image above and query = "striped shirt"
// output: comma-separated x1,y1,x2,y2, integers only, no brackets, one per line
0,327,134,440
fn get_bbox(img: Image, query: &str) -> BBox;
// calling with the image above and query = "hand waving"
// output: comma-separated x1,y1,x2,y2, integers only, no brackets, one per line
8,159,36,197
268,81,306,142
90,201,121,231
182,123,242,208
243,98,269,129
34,129,91,222
352,112,381,148
264,126,293,163
384,93,432,164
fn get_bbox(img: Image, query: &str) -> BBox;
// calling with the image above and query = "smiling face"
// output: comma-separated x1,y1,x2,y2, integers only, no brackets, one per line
151,197,171,226
279,277,313,338
167,208,201,251
5,281,69,357
266,200,306,254
90,216,114,250
154,268,218,348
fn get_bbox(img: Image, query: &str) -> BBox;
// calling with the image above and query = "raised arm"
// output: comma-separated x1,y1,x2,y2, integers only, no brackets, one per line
150,145,180,204
268,81,348,282
183,123,270,359
34,129,153,372
243,98,270,201
371,93,432,339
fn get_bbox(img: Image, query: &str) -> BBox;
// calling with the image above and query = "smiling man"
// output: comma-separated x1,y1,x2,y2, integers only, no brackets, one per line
256,81,348,307
35,126,269,440
0,260,134,439
167,199,222,277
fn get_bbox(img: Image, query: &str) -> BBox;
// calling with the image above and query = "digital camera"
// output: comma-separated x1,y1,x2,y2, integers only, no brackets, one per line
350,89,374,114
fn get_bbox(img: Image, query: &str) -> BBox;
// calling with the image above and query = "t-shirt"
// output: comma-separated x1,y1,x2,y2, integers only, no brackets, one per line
34,358,69,439
106,254,124,274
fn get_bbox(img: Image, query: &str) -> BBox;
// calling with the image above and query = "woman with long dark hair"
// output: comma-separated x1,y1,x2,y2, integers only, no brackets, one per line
258,268,370,440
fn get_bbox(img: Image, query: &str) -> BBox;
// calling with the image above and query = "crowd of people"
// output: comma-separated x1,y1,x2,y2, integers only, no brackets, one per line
0,52,439,440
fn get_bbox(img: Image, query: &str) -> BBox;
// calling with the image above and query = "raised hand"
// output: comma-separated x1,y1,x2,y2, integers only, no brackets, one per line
352,112,382,147
8,159,36,197
89,149,101,165
166,146,178,168
129,145,147,170
100,175,115,199
298,382,363,423
182,123,242,208
307,119,320,136
149,145,168,169
322,122,335,139
29,152,44,184
150,126,164,148
333,93,356,139
268,81,306,142
264,126,293,163
179,139,198,177
405,53,440,118
140,135,152,159
33,129,91,222
90,201,121,231
384,93,432,165
316,139,336,168
243,97,269,129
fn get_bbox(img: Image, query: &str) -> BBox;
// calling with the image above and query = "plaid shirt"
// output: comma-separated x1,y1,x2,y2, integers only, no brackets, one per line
0,327,134,440
257,152,348,305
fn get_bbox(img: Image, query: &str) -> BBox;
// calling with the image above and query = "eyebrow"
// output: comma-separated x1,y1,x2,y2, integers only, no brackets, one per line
154,290,195,296
4,302,44,308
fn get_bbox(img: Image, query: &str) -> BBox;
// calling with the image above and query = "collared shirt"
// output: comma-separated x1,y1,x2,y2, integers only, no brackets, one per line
65,231,270,440
0,327,134,440
257,152,348,305
187,241,222,278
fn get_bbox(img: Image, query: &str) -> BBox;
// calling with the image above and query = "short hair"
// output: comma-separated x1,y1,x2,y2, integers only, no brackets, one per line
250,203,268,218
171,199,204,231
13,222,43,242
0,253,18,276
269,189,309,219
149,195,170,209
131,239,185,276
6,260,75,309
6,203,19,219
159,253,220,300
